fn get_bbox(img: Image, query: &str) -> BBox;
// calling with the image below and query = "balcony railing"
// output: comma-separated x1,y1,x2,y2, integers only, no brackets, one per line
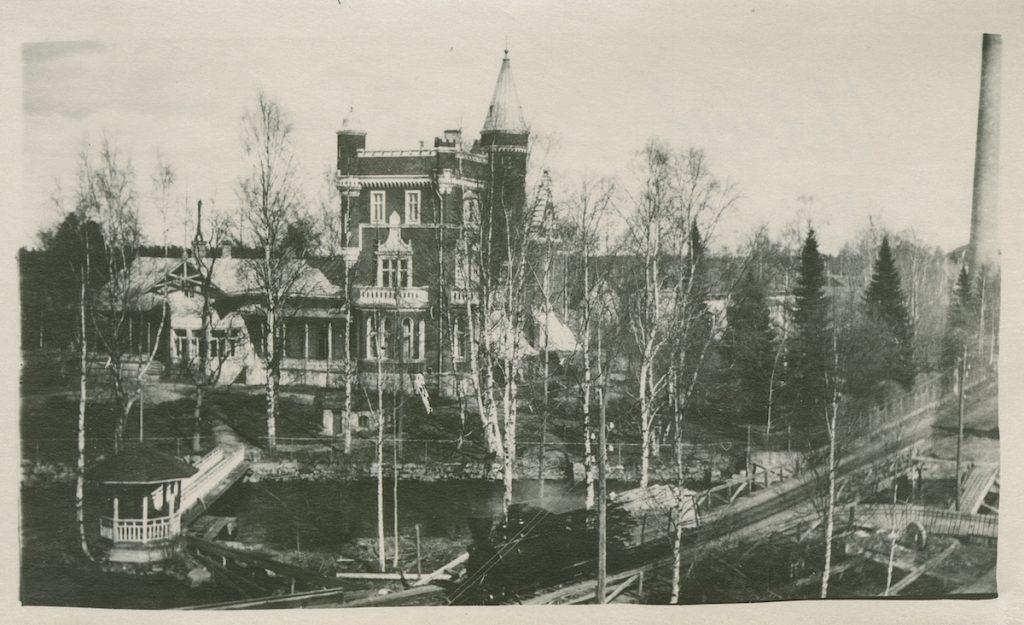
353,285,429,309
100,514,180,543
448,289,478,306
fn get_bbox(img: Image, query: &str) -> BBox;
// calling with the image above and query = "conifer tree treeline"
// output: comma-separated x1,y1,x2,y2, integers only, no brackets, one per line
720,264,775,426
786,228,831,426
862,235,914,389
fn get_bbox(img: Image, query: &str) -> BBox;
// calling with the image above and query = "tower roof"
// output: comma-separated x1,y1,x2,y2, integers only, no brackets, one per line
339,105,366,135
482,51,527,133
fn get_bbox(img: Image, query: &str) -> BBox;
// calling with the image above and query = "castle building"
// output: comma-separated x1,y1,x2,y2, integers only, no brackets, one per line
331,51,572,396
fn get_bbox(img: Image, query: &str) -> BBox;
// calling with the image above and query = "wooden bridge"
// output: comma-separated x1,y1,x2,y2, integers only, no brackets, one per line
958,463,999,514
848,503,998,540
180,445,249,526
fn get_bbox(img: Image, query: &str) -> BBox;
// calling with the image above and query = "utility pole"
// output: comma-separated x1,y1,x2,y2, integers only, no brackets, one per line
596,322,607,604
955,346,968,511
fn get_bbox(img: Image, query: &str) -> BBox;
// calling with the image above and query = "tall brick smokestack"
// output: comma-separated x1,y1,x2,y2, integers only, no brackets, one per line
967,33,1002,274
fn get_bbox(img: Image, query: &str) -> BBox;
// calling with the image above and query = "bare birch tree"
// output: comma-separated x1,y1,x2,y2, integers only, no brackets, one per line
563,177,616,508
237,90,310,450
79,139,167,453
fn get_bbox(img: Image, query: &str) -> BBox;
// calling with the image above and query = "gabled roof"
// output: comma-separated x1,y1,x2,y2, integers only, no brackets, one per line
89,444,198,484
482,52,527,133
107,255,345,308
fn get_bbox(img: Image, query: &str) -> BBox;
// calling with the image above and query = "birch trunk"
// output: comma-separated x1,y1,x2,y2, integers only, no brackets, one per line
376,352,386,572
343,305,353,454
639,359,651,489
502,356,514,518
76,275,91,560
582,315,594,509
193,386,204,453
820,398,838,598
466,299,503,459
265,308,278,450
595,322,607,603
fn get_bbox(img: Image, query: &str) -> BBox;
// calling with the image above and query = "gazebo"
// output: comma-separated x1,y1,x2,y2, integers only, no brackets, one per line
90,445,197,563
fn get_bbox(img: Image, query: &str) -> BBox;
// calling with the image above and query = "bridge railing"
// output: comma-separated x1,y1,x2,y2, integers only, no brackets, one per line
180,445,245,512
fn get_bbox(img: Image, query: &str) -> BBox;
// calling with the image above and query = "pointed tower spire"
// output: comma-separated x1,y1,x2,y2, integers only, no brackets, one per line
482,50,527,133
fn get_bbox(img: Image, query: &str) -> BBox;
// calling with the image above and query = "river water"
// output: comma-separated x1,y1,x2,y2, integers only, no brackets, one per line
20,478,595,609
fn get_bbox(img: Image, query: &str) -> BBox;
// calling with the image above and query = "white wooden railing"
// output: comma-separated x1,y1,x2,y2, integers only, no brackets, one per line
353,285,430,308
180,445,246,513
100,514,181,543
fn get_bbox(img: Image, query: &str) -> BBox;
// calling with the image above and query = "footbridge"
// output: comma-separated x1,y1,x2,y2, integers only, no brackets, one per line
180,444,249,526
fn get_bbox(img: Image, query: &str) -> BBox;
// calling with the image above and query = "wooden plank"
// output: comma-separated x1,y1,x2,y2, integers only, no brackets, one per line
411,552,469,587
186,536,337,587
334,572,451,582
886,542,959,595
338,585,444,607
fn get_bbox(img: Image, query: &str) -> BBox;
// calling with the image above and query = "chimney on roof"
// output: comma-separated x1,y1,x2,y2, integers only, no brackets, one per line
444,129,462,145
192,200,208,257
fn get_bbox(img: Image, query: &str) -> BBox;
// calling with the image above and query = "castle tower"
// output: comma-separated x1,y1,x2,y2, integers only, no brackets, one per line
967,34,1002,275
336,107,366,246
479,50,529,269
337,106,367,174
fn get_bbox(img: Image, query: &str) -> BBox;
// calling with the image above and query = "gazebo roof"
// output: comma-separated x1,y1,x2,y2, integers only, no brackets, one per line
89,445,198,484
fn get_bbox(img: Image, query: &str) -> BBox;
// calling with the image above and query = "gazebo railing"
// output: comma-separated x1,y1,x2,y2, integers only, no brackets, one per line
100,514,181,543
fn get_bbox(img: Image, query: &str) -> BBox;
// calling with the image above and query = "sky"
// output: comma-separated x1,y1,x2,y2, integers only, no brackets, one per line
12,1,1024,255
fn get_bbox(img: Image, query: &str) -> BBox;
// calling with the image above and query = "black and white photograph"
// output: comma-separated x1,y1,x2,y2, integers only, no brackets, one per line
4,1,1022,620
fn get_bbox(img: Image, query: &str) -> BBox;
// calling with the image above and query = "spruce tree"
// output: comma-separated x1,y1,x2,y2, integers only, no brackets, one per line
863,236,914,388
787,228,831,426
721,266,775,426
941,266,976,373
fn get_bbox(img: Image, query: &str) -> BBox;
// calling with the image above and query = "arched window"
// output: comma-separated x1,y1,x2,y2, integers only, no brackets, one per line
380,318,392,359
366,316,376,359
401,317,413,360
451,317,460,359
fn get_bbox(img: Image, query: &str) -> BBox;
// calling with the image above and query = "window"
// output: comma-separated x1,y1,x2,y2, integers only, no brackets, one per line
381,259,398,287
371,191,386,224
401,318,413,360
380,258,411,287
285,321,305,359
188,332,200,361
174,329,188,361
209,331,223,358
380,318,391,358
463,195,480,225
398,258,410,287
405,190,421,224
358,414,370,428
366,317,377,359
452,316,469,360
308,322,329,361
331,321,346,360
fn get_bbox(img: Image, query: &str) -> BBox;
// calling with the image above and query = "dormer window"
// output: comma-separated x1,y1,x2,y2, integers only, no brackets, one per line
371,191,386,224
379,258,411,287
405,190,421,224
